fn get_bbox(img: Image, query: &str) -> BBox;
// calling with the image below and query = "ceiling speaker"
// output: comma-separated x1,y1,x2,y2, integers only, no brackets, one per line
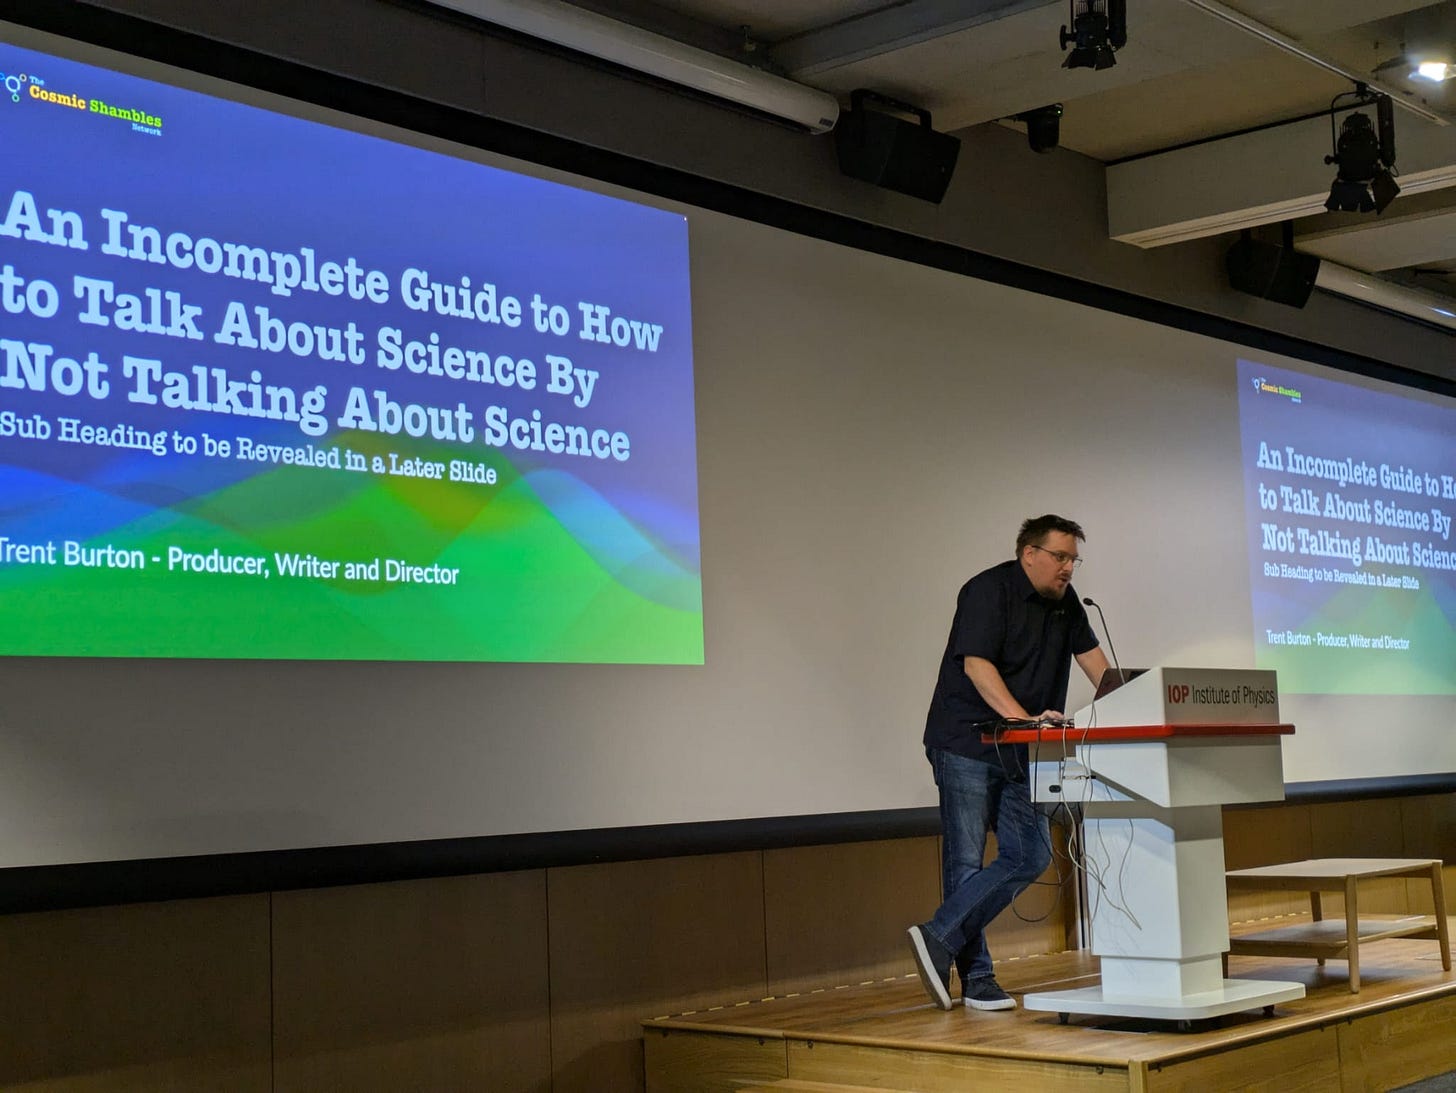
835,90,960,204
1226,237,1320,309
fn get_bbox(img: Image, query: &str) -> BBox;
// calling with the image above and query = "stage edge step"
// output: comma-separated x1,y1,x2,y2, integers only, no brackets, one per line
739,1081,923,1093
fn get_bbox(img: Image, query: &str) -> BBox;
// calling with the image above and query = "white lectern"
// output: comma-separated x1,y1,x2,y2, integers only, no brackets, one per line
1002,667,1306,1024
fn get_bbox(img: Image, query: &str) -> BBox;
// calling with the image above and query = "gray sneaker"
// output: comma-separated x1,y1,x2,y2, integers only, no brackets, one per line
906,925,954,1010
962,976,1016,1011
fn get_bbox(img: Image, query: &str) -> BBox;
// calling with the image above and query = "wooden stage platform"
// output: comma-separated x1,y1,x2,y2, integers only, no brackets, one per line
644,932,1456,1092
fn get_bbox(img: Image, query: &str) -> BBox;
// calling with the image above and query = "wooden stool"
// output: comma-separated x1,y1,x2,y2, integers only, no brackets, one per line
1225,857,1451,992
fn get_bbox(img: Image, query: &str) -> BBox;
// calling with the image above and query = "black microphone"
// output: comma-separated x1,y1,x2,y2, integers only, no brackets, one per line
1082,596,1124,682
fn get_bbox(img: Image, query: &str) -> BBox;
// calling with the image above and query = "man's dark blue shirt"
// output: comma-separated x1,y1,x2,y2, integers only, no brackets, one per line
923,559,1098,770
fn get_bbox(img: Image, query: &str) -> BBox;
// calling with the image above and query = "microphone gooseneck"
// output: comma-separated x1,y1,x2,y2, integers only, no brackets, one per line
1082,596,1124,680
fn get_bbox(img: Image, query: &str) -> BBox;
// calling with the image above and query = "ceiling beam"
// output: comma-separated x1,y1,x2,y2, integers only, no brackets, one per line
772,0,1059,78
1108,110,1456,247
425,0,840,131
1300,201,1456,272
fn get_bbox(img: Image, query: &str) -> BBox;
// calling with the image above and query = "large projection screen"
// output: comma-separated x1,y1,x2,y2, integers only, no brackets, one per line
0,18,1452,875
0,33,701,667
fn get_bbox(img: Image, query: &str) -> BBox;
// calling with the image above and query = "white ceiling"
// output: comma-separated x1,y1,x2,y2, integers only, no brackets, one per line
573,0,1456,303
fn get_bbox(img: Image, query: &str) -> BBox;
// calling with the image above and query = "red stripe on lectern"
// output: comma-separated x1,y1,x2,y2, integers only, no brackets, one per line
985,723,1296,744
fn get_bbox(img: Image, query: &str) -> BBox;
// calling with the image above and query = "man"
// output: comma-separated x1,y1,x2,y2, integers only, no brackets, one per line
908,514,1110,1011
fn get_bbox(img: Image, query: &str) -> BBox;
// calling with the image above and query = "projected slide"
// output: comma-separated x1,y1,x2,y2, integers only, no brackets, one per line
1237,360,1455,695
0,43,702,663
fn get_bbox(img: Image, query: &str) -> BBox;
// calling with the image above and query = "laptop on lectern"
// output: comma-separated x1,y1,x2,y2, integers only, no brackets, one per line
1092,667,1148,701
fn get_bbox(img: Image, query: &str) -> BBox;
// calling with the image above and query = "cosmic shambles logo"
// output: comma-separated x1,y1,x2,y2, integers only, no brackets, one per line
0,64,162,135
1251,375,1302,403
0,67,27,102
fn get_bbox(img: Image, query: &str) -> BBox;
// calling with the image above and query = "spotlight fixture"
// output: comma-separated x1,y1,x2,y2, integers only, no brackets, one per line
1015,104,1063,153
1412,60,1456,82
1060,0,1126,70
1368,5,1456,87
1324,90,1400,214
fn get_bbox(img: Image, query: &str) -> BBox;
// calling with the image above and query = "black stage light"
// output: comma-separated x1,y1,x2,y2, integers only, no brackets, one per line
1324,95,1400,214
1016,104,1063,153
1326,176,1376,213
1061,0,1126,71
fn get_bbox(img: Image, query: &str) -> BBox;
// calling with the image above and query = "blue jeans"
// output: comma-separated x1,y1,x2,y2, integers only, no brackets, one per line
925,747,1051,982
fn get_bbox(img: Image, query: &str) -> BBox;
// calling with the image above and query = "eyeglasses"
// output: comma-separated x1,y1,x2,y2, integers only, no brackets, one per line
1029,544,1083,569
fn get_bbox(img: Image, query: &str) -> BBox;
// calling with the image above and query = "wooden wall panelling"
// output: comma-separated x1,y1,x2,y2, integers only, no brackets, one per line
548,851,768,1093
1308,798,1412,915
1222,804,1314,869
763,836,940,997
271,871,550,1093
1308,798,1406,859
1399,793,1456,859
1400,793,1456,914
1223,804,1314,922
0,894,271,1093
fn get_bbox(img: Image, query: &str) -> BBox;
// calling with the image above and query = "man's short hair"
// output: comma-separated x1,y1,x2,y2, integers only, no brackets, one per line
1016,514,1085,557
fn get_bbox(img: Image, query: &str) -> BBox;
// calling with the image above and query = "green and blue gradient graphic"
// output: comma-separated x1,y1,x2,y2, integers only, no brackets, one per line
0,43,702,663
1237,361,1454,695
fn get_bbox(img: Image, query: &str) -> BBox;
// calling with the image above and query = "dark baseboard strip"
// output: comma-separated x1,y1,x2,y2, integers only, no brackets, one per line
1280,771,1456,806
7,770,1453,913
0,807,941,914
